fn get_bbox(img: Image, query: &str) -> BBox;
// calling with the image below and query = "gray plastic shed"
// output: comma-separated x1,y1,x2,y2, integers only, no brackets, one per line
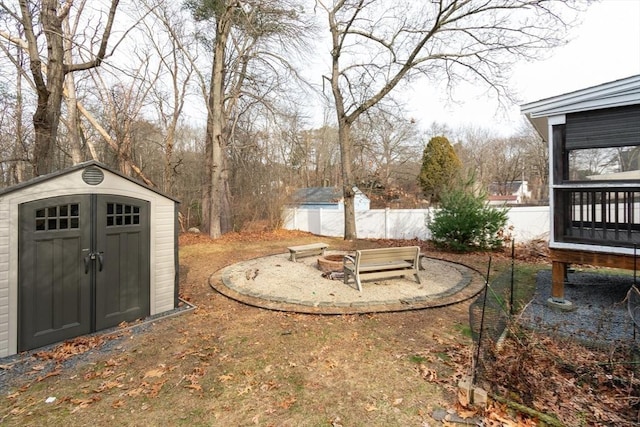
0,161,179,357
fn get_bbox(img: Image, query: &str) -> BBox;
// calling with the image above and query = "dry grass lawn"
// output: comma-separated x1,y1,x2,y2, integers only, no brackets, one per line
1,230,504,426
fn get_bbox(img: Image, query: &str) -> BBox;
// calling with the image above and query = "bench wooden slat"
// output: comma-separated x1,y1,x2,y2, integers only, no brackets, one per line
343,246,421,292
355,262,412,272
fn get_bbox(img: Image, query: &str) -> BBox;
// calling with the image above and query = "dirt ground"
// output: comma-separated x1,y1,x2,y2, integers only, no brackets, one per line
1,231,507,426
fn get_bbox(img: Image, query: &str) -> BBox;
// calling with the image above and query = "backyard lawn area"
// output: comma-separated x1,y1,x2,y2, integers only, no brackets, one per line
1,230,635,425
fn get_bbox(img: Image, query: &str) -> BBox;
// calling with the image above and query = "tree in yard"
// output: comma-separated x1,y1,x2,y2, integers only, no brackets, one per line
316,0,583,239
418,135,461,204
0,0,121,176
185,0,314,238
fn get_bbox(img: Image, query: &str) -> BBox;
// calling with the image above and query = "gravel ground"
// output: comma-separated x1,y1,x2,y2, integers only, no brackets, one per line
0,303,194,396
520,269,637,346
220,252,472,306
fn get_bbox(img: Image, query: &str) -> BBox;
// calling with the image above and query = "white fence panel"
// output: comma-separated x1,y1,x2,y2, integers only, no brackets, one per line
283,206,550,242
504,206,550,241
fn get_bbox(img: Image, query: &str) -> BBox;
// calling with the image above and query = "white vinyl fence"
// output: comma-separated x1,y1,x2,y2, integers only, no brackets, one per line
283,206,550,242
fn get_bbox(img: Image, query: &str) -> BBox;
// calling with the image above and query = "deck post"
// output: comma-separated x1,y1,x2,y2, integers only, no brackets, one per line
548,260,574,310
551,261,566,301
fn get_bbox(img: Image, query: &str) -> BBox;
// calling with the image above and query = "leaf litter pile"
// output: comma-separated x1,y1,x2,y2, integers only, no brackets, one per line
482,326,640,425
1,230,639,425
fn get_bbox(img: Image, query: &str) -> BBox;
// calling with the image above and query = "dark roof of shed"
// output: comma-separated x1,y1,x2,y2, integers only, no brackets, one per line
292,187,343,204
0,160,180,203
291,186,369,205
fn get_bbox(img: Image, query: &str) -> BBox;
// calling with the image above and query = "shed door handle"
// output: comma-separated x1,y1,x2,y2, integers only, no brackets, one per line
83,252,104,273
97,252,104,272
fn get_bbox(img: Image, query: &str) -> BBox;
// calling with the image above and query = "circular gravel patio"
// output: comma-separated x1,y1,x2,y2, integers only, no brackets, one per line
209,251,486,314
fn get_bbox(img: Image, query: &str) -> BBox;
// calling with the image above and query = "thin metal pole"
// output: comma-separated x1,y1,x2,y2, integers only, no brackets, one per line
473,255,492,385
510,239,515,316
634,245,637,341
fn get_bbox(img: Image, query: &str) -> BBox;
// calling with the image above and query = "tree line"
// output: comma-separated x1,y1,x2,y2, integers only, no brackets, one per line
0,0,583,238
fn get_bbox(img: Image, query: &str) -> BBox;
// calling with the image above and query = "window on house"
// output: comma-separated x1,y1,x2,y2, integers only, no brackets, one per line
568,145,640,181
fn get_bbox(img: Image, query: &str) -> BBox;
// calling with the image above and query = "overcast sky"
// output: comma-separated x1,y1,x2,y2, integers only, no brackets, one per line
403,0,640,135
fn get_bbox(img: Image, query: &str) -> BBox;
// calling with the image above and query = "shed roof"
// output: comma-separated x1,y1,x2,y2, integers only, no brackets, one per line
521,74,640,142
291,186,368,205
0,160,179,203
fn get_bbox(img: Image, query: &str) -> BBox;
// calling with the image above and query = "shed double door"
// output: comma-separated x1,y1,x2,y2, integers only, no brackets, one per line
19,194,150,351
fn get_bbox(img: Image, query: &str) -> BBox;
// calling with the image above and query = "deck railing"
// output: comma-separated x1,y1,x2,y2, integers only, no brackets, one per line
556,186,640,247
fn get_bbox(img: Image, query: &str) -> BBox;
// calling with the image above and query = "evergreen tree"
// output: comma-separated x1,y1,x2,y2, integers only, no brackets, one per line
418,136,462,204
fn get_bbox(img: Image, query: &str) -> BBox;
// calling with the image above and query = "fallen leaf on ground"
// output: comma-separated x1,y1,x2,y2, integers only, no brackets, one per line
185,383,203,392
143,368,165,378
278,396,297,409
36,368,61,382
218,374,234,382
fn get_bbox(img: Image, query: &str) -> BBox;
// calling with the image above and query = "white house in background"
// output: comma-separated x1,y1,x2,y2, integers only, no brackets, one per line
487,180,532,205
290,186,370,211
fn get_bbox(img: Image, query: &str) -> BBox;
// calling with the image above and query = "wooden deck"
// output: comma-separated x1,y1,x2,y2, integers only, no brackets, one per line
550,248,638,301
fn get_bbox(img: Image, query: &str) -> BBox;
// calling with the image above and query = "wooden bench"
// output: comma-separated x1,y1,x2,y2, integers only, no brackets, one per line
287,242,329,262
343,246,421,292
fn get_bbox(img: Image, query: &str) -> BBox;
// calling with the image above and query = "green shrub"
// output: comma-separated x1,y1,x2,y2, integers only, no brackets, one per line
418,135,462,204
428,186,509,252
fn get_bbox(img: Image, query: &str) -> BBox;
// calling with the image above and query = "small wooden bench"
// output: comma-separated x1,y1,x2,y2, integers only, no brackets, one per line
343,246,421,292
287,242,329,262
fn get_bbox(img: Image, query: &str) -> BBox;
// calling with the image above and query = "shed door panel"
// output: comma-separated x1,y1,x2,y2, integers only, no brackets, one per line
95,196,150,330
19,194,150,352
19,196,92,351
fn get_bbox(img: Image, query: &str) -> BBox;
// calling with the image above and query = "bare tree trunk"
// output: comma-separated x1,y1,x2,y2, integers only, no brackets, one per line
63,13,82,164
328,3,358,240
203,10,232,238
11,45,27,184
75,101,154,186
163,126,176,193
25,0,65,175
338,120,357,240
15,0,119,175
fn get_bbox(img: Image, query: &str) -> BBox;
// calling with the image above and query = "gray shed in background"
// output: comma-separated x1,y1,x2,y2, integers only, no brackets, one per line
0,161,179,357
291,186,370,211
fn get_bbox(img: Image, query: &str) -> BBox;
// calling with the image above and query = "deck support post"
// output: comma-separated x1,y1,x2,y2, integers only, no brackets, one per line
548,260,574,310
551,261,566,302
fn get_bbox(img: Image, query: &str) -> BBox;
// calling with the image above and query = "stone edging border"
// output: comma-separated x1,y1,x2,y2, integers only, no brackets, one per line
209,255,487,314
